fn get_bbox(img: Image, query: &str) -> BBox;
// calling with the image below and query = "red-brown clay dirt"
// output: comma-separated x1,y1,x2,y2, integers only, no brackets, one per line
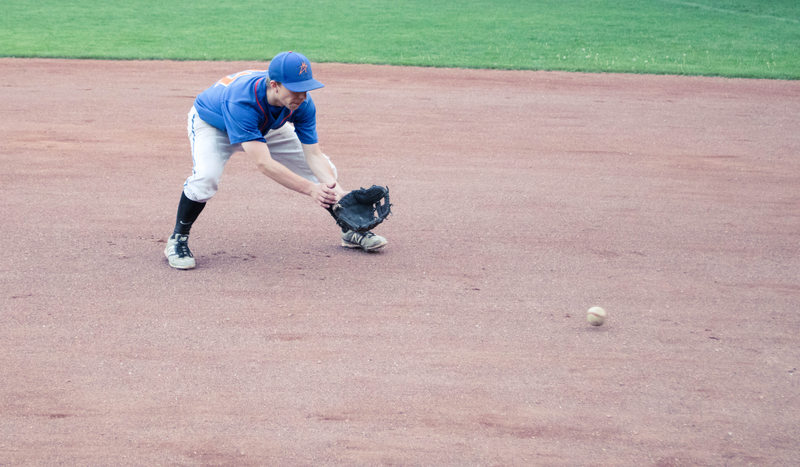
1,58,799,465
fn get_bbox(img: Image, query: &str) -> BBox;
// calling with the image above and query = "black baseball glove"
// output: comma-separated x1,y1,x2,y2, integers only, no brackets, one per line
327,185,392,233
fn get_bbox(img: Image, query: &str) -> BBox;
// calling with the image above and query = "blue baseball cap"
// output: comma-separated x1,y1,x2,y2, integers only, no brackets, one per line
268,51,324,92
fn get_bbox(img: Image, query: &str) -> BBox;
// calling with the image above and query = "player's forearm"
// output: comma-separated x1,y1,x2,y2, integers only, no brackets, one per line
303,146,346,197
306,154,336,185
310,161,347,198
257,157,316,195
244,141,315,196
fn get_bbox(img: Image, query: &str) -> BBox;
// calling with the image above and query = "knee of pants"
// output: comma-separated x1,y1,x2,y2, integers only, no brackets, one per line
183,176,219,203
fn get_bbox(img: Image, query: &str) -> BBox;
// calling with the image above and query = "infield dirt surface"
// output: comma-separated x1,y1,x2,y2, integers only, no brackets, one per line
1,58,799,465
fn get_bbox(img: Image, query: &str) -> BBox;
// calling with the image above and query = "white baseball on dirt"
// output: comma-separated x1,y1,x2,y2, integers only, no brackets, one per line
587,306,607,326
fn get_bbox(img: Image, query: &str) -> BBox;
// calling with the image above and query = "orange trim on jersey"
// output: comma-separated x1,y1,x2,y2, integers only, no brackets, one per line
254,78,269,133
279,110,294,127
254,78,266,118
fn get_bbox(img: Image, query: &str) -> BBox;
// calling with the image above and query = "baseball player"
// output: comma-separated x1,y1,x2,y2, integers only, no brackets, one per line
164,51,387,270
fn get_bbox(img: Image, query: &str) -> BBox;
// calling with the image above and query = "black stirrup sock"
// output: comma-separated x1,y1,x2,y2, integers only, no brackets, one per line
173,192,206,235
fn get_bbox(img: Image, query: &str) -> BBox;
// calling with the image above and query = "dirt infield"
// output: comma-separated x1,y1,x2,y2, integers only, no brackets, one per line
1,58,799,465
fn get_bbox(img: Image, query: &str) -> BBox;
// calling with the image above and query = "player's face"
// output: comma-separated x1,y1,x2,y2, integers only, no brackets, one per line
276,84,307,111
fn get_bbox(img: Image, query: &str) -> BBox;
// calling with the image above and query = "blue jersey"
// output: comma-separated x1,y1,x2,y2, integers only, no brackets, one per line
193,70,319,145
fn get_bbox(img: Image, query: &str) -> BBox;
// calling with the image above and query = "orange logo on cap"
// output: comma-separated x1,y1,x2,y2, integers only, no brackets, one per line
299,62,308,75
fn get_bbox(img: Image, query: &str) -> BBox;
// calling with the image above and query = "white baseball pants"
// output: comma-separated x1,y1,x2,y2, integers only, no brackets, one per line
183,106,337,202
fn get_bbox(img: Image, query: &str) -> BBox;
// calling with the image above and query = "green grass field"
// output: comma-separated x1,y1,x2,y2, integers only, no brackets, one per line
1,0,798,78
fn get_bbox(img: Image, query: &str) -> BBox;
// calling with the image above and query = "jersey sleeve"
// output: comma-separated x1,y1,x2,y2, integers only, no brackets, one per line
291,98,319,145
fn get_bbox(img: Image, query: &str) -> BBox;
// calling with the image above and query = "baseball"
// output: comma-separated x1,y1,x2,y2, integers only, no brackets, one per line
587,306,607,326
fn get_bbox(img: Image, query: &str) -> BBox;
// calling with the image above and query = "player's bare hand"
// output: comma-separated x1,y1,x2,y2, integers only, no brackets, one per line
311,182,338,208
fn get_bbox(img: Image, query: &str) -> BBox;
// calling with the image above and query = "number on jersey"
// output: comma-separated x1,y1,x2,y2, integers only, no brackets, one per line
215,70,266,87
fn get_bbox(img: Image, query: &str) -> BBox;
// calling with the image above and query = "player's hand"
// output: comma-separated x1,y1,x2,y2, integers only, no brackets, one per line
310,182,338,208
